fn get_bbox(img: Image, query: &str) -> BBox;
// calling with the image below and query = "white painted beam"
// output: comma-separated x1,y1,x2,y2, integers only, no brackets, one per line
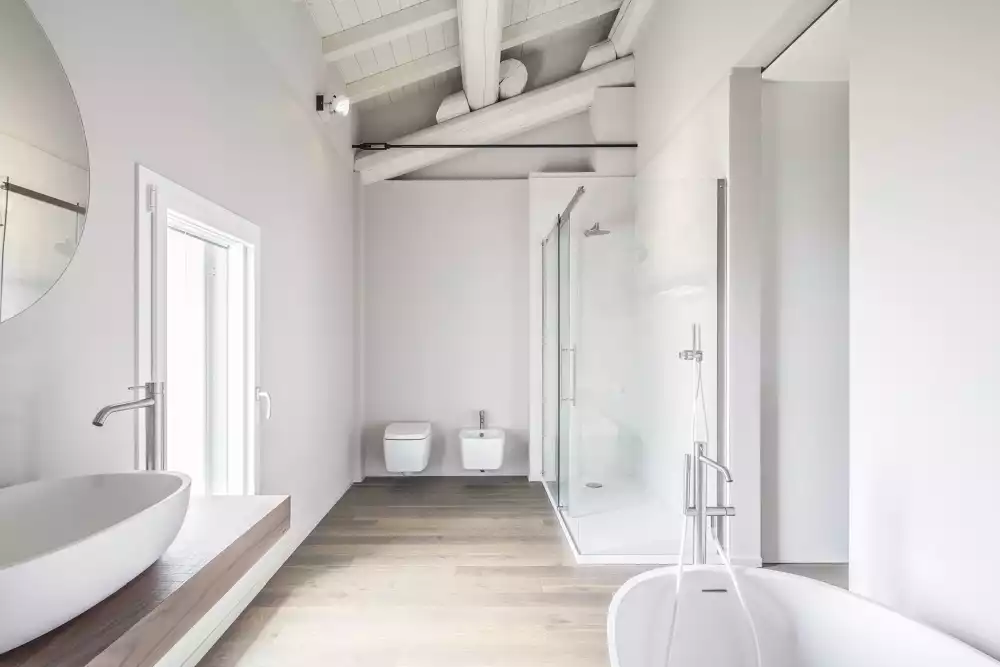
457,0,503,110
498,58,527,99
580,39,617,71
502,0,621,49
322,0,457,61
355,56,635,183
608,0,656,56
436,90,471,123
347,0,622,102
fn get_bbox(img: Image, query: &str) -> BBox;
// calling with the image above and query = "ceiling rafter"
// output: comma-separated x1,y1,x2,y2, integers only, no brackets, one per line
355,55,636,183
345,0,623,103
457,0,503,110
322,0,458,61
607,0,655,56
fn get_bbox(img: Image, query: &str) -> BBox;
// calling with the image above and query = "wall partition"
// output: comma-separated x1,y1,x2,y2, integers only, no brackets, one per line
534,174,723,561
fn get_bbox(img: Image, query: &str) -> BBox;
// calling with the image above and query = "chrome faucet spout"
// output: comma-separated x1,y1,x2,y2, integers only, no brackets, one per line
93,382,165,470
698,453,733,483
92,397,155,426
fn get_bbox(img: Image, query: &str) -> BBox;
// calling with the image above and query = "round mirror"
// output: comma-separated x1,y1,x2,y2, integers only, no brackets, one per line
0,0,89,322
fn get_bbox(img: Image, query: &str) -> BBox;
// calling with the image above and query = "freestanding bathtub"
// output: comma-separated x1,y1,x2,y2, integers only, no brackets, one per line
0,471,191,653
609,565,999,667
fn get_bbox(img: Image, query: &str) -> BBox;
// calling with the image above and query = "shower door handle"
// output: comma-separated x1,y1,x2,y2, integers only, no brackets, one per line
561,347,576,405
256,387,272,420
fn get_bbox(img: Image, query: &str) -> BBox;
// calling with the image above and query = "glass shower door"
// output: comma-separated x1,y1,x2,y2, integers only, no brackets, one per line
541,213,575,510
541,206,579,512
541,226,560,501
557,212,573,509
538,177,720,558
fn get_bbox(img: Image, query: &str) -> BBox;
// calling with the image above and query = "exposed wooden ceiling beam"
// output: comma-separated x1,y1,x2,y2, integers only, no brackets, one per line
457,0,503,110
608,0,656,56
501,0,621,49
355,56,635,183
346,0,623,102
322,0,458,62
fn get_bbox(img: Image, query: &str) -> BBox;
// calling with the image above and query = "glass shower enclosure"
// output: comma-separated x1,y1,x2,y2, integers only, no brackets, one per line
540,178,723,559
0,177,85,321
542,187,585,512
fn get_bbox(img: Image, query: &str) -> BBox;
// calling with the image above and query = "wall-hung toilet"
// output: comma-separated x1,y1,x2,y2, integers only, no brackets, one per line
383,422,432,473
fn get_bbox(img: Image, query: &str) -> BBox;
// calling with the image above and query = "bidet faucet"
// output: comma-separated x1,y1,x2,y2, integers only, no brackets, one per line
93,382,165,471
479,410,486,429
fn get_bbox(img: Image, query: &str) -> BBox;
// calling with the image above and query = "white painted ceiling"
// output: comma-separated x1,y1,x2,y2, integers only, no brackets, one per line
304,0,620,123
314,1,458,88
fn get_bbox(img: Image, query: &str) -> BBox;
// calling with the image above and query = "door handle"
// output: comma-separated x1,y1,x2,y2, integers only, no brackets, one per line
561,348,576,405
256,387,271,420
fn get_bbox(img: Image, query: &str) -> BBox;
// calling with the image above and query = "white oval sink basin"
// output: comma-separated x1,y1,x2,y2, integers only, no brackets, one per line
0,471,190,653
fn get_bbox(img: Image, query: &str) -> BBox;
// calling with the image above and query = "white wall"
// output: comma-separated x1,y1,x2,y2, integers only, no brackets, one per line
630,0,840,567
634,0,830,168
850,0,1000,657
762,0,850,83
761,81,848,564
0,0,356,546
362,180,529,476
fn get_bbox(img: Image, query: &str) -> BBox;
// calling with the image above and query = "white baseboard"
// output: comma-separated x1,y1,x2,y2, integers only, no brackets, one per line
155,484,351,667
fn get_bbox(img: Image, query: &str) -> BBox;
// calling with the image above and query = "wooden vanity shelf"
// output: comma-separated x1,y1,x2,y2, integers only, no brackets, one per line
1,495,290,667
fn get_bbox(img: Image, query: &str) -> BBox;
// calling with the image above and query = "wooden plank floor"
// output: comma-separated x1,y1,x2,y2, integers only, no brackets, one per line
201,477,651,667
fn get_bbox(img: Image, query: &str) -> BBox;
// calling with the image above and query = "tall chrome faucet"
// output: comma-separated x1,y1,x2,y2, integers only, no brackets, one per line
479,410,486,430
679,323,735,565
93,382,165,471
685,442,735,564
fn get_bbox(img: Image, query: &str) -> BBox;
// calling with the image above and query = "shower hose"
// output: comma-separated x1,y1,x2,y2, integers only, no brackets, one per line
663,325,763,667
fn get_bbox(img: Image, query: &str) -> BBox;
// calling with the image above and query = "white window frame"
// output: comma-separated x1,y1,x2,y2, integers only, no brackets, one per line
136,165,261,494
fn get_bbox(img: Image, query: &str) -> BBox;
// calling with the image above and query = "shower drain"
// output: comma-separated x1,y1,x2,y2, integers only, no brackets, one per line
585,482,604,489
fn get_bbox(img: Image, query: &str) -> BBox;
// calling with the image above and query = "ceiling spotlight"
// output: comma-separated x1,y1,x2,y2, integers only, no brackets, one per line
316,93,350,118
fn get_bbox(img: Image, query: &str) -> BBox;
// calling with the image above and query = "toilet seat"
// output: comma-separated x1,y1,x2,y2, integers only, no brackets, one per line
385,422,432,441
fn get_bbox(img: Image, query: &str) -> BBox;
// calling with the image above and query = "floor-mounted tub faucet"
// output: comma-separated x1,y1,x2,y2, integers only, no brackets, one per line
698,447,733,483
679,323,735,564
685,442,735,565
93,382,165,471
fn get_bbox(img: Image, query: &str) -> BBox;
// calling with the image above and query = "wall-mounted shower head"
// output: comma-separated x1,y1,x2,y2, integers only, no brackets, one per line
584,222,611,237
